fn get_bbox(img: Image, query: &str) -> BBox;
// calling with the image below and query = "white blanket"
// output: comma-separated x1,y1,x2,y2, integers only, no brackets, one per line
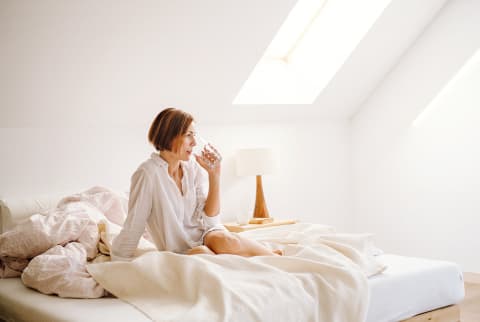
0,186,155,298
88,224,385,322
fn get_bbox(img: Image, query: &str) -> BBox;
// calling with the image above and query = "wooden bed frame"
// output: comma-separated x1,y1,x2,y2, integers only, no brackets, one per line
401,304,459,322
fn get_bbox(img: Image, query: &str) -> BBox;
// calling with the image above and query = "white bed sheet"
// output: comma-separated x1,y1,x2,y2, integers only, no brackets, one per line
0,254,464,322
366,254,465,322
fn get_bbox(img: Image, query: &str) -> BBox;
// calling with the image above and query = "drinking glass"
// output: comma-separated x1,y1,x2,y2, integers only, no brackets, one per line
192,135,222,169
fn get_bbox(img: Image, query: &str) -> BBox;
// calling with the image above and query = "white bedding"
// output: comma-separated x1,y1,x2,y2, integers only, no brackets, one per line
0,192,465,322
87,223,384,322
0,187,155,297
0,254,464,322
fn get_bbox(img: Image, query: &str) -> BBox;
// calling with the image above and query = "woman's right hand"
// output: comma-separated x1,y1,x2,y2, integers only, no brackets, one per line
195,144,222,176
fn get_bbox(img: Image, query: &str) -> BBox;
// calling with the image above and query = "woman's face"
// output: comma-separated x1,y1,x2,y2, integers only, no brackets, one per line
173,123,197,161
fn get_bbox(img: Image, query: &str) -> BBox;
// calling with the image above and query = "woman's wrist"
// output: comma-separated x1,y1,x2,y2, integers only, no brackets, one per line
208,171,220,184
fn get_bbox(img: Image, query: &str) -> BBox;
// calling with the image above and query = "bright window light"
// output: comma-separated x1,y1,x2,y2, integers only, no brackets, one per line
412,49,480,127
233,0,393,105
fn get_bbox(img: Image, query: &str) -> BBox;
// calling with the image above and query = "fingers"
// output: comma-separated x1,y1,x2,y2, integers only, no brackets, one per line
197,144,222,170
207,144,221,160
204,152,220,166
206,144,222,167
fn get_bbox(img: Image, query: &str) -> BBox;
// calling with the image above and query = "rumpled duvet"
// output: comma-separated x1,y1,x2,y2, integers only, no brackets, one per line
87,224,386,322
0,186,155,298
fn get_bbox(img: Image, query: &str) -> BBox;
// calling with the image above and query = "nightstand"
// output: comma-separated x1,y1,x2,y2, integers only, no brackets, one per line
223,219,298,233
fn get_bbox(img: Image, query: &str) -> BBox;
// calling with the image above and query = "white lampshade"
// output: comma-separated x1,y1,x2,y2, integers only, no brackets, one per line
235,148,276,176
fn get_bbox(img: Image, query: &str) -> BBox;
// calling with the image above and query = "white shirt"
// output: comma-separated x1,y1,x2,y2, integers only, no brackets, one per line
111,153,222,260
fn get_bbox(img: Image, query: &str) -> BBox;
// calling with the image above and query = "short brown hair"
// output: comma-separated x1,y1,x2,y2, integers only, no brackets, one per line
148,108,194,152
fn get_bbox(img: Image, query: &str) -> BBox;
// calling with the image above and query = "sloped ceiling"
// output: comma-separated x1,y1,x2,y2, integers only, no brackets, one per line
0,0,448,127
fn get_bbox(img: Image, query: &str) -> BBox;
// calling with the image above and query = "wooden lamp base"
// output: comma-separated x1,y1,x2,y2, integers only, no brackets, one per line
249,217,274,224
249,175,273,225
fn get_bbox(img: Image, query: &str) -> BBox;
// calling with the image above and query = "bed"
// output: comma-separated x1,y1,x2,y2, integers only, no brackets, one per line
0,190,465,322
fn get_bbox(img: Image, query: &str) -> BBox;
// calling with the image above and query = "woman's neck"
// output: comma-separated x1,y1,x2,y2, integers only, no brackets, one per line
159,151,181,177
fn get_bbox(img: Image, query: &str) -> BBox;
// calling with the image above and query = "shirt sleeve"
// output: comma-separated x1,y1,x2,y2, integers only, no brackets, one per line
111,168,153,261
193,162,221,229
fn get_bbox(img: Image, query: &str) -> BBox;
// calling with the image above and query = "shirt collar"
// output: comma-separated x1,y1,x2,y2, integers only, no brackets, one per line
150,152,190,169
150,152,169,168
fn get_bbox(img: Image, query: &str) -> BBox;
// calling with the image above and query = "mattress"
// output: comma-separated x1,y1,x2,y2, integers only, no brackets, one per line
0,278,149,322
366,254,464,322
0,254,464,322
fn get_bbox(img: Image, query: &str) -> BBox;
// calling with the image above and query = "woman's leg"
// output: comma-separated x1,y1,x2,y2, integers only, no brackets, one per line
186,245,215,255
204,230,281,257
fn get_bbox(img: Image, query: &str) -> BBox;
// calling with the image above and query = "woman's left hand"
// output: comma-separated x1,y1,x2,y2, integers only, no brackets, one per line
195,143,222,176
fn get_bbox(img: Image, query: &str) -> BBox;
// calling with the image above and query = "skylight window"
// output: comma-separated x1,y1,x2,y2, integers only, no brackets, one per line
233,0,393,105
412,49,480,127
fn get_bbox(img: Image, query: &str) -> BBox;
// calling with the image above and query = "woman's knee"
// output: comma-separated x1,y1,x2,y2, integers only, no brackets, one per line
204,231,242,254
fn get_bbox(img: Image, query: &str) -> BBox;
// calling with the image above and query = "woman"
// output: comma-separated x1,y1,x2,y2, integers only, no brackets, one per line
112,107,280,260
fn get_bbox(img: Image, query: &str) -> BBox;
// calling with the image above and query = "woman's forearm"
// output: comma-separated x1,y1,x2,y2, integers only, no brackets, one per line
204,173,220,216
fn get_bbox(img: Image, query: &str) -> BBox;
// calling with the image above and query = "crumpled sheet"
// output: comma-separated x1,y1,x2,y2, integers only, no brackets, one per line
0,186,153,298
0,210,99,261
21,242,106,298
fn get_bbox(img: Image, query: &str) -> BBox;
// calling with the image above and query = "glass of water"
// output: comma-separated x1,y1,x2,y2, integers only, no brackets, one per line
192,135,222,169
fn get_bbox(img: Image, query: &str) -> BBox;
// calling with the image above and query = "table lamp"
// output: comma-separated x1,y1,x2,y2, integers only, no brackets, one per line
235,148,276,224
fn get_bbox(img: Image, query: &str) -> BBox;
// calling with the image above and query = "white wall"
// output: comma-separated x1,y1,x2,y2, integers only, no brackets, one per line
352,0,480,272
0,120,351,230
0,0,302,127
203,121,351,229
0,0,352,231
0,126,150,197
